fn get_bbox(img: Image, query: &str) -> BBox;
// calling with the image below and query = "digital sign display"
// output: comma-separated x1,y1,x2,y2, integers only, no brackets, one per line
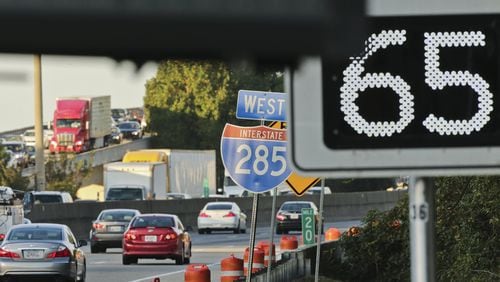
323,15,500,149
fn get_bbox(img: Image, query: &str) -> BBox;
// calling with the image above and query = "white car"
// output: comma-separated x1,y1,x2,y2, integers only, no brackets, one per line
22,129,53,148
197,202,247,234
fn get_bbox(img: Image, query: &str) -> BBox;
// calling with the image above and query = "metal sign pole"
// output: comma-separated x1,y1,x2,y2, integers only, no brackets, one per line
246,193,260,282
314,178,325,282
409,177,436,282
266,187,278,281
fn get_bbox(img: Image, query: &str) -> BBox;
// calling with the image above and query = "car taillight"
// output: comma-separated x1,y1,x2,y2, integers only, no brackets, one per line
223,211,236,217
0,234,5,241
93,223,104,230
0,248,20,258
124,233,137,241
163,233,177,240
276,214,286,221
47,246,71,258
199,212,210,218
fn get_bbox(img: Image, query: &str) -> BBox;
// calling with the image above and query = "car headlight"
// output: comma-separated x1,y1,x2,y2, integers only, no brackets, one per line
132,131,139,135
75,140,83,146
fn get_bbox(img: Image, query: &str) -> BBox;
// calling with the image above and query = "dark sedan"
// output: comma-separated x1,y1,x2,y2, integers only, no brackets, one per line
275,201,323,234
117,121,143,140
0,223,87,282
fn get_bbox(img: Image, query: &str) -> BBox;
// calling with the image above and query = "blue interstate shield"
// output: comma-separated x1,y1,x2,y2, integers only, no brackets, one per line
220,123,292,193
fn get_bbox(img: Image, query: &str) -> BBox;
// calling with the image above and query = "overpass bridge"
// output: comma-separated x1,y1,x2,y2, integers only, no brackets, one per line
22,138,151,187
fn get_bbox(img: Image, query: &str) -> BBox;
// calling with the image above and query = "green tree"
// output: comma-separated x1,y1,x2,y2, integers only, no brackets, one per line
45,154,91,198
331,177,499,281
0,145,29,190
144,60,284,186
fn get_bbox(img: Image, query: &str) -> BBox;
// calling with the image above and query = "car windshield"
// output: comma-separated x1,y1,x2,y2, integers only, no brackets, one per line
118,123,138,130
8,228,63,241
281,203,312,212
4,144,24,153
56,119,81,128
106,188,143,201
99,211,137,222
131,216,174,228
34,195,63,204
206,204,233,210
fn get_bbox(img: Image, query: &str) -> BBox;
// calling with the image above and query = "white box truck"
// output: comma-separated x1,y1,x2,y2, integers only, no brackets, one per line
104,162,167,201
122,149,217,198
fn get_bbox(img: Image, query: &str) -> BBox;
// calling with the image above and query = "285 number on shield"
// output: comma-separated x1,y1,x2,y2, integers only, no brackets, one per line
235,144,287,176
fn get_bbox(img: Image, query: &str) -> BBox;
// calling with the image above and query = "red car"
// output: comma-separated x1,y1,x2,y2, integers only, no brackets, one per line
122,214,191,265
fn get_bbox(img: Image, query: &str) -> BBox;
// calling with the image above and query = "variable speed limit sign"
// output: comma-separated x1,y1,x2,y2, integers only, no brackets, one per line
221,123,292,193
289,15,500,177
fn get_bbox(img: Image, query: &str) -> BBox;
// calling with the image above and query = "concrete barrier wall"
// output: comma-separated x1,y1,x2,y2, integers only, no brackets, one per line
27,190,407,240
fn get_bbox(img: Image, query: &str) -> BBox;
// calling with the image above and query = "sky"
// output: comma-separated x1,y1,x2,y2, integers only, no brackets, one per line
0,54,158,132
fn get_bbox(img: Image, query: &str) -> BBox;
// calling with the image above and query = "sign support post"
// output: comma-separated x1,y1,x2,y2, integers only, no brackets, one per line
409,177,436,282
314,178,325,282
266,187,278,281
246,193,259,282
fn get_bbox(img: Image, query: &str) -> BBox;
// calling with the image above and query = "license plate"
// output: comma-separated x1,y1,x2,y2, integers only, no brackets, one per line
108,226,123,232
290,214,299,219
23,249,44,259
144,235,157,242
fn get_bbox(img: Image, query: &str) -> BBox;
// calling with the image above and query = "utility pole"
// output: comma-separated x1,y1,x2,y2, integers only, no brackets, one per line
34,54,45,191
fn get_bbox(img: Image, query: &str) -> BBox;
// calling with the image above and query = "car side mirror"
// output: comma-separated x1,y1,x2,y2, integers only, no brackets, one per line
185,226,193,232
78,240,88,247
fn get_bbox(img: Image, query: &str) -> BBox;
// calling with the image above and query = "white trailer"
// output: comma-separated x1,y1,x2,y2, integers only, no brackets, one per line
124,149,217,198
104,162,167,201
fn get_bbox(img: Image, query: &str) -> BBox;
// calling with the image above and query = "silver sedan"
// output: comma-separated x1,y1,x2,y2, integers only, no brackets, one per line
0,223,87,282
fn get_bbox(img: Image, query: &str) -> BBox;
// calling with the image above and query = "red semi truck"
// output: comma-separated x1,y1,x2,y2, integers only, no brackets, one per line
49,96,112,153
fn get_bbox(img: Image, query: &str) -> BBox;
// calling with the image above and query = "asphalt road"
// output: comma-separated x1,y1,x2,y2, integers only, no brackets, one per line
83,220,360,282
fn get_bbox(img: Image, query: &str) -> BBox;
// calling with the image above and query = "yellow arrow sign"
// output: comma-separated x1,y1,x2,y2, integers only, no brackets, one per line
269,121,320,196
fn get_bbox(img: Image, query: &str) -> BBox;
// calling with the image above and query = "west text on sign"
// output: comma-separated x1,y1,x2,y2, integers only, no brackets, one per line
236,90,287,122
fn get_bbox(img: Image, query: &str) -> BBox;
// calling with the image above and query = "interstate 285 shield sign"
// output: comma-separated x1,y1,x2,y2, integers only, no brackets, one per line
221,123,292,193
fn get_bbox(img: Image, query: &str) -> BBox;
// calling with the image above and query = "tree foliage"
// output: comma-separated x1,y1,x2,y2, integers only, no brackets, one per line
144,60,283,185
45,154,91,198
0,145,29,190
330,176,499,281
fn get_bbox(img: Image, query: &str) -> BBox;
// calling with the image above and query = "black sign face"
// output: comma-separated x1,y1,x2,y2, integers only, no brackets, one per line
323,15,500,149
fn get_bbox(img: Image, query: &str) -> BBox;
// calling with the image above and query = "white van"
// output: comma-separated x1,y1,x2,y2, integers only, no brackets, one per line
23,191,73,213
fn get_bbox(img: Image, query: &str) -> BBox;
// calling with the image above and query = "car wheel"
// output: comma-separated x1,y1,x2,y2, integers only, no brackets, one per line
90,245,99,254
183,245,191,264
206,229,211,234
175,248,185,265
276,228,282,235
233,223,240,234
101,247,107,253
78,262,86,282
198,229,204,234
122,255,131,265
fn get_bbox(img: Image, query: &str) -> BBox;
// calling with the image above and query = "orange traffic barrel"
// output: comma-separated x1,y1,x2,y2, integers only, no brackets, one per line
256,241,276,267
243,247,265,275
185,264,210,282
325,228,341,241
220,254,244,282
280,235,298,250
